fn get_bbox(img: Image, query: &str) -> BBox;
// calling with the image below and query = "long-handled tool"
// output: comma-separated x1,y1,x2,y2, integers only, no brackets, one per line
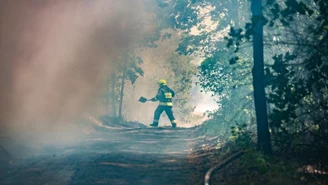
138,96,148,103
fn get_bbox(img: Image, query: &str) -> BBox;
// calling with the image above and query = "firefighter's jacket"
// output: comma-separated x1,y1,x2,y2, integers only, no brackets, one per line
151,85,175,106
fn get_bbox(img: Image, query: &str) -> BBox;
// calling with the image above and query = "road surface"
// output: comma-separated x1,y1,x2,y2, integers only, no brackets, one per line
0,125,212,185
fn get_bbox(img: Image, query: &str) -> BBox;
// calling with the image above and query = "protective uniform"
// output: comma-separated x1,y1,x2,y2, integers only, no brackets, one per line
150,79,177,128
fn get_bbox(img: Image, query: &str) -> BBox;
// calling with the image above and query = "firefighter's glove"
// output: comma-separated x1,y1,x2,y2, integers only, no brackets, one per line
150,98,157,102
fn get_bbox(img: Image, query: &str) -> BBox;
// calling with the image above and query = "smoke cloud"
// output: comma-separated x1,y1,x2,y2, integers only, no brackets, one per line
0,0,143,136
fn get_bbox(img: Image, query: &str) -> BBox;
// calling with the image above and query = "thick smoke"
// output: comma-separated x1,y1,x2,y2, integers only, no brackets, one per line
0,0,143,137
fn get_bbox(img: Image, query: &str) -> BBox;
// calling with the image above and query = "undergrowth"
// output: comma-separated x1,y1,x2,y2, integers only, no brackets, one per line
202,122,328,185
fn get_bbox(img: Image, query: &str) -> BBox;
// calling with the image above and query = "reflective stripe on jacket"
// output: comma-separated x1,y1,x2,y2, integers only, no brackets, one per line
154,86,175,106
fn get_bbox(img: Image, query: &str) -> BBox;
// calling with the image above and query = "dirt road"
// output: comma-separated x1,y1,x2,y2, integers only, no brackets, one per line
0,126,210,185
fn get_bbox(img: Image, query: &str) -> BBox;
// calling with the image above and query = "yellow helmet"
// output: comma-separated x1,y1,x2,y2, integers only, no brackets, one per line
158,79,167,86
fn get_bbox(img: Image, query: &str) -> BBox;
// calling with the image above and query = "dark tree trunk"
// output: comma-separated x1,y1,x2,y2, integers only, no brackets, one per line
104,76,110,115
251,0,272,155
111,74,117,117
118,70,126,119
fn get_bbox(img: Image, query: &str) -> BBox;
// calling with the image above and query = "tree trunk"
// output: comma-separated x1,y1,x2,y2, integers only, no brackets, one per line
104,76,110,115
118,70,126,119
111,74,117,117
251,0,272,155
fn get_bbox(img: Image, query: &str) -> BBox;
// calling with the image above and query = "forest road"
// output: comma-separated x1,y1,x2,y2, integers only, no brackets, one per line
0,126,208,185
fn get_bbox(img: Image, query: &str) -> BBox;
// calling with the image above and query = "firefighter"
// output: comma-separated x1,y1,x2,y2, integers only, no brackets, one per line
149,79,177,128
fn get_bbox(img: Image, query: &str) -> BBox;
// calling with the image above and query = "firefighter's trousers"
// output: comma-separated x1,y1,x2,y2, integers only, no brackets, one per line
152,105,176,126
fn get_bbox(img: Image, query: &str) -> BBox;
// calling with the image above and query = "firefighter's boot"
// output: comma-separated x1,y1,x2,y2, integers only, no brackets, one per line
150,123,158,127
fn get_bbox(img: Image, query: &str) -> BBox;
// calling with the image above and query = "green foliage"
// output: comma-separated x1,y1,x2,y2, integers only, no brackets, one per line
240,151,270,175
155,0,250,56
144,1,328,183
155,0,260,147
198,54,252,95
105,50,144,117
164,52,197,121
217,0,328,163
219,150,323,185
230,122,255,150
124,55,144,85
261,1,328,163
201,85,256,148
197,50,254,146
227,152,296,185
155,0,328,168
